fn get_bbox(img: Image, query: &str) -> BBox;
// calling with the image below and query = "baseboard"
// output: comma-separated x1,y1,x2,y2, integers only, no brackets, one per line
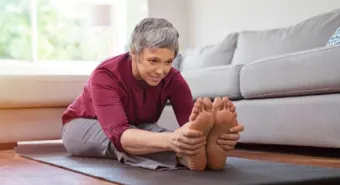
235,143,340,158
0,142,18,150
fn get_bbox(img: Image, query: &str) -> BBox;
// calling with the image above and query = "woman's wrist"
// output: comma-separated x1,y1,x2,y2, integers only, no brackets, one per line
162,132,176,152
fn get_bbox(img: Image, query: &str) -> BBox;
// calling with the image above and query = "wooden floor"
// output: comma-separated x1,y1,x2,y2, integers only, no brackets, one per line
1,143,340,185
230,144,340,168
0,150,115,185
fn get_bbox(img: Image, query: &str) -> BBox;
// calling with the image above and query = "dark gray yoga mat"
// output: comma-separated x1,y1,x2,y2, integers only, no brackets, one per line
14,143,340,185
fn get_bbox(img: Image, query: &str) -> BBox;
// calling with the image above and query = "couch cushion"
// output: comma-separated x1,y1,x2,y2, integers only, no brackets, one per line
179,33,238,71
232,8,340,65
0,75,89,108
240,45,340,99
234,93,340,148
181,65,243,100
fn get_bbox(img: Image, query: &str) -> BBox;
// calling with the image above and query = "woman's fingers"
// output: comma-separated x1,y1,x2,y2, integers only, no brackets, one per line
175,133,206,156
182,129,203,138
178,134,206,145
229,124,244,133
177,146,202,156
219,145,235,151
177,139,206,151
217,139,237,147
173,125,209,156
219,133,240,141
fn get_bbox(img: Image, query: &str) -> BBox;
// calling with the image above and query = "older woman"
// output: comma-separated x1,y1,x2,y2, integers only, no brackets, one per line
61,18,244,171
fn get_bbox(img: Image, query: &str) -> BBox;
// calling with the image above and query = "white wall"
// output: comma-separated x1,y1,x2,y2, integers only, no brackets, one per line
188,0,340,47
147,0,190,51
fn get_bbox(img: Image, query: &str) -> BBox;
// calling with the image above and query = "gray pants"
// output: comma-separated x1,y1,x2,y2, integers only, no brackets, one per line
62,118,179,170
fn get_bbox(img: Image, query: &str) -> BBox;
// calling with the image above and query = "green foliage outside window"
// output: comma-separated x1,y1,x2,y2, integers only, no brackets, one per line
0,0,109,61
0,0,32,60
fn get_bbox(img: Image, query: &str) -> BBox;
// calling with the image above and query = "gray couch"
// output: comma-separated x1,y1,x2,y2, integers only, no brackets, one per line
158,8,340,149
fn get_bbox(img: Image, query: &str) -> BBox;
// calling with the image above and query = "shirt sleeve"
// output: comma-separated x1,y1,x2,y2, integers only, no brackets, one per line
168,73,194,126
89,69,130,152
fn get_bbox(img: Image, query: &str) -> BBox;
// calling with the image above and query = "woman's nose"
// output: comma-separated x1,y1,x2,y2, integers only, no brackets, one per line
155,65,165,75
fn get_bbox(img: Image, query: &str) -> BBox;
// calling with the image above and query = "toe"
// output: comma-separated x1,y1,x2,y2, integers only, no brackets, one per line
222,96,229,102
194,99,202,112
189,107,199,121
197,97,204,112
213,97,223,111
227,101,233,110
222,97,229,109
223,97,234,111
193,106,199,115
203,98,213,112
230,105,235,112
234,112,237,118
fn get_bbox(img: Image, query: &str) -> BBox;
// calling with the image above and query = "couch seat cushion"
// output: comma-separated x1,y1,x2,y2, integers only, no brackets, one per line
0,74,89,108
240,46,340,99
181,65,243,100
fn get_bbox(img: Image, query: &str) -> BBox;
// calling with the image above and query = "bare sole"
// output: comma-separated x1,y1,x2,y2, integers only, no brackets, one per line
206,97,238,170
184,98,214,171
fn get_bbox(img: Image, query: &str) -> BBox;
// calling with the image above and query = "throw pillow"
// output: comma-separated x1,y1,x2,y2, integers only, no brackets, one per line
326,26,340,46
179,32,238,71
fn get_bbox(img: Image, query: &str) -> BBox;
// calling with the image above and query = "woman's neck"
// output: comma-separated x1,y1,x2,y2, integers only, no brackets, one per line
131,58,142,81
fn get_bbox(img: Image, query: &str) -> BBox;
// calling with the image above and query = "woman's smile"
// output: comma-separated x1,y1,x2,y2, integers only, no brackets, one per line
149,75,162,82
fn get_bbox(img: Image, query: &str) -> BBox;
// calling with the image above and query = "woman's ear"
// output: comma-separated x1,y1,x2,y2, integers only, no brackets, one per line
129,50,136,60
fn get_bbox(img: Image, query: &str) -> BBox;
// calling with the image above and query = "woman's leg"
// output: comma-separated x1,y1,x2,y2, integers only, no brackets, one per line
62,118,117,158
62,118,179,170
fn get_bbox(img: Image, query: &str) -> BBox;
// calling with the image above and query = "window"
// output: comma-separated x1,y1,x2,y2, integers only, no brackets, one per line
0,0,32,61
0,0,148,74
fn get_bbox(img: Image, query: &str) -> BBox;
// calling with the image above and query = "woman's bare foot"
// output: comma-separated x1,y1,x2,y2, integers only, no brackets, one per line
206,97,238,170
178,97,214,171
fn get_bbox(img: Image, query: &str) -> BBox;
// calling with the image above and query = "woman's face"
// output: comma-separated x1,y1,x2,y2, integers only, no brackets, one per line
131,48,175,86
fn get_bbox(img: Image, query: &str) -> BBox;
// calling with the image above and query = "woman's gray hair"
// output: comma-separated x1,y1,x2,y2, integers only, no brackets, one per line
129,18,179,57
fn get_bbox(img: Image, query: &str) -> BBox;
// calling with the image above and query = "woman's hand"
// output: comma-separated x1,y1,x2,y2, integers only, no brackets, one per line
217,124,244,151
169,123,206,156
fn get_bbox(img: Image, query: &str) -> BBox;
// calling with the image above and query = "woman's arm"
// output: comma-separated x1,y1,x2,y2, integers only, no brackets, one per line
91,70,171,155
121,124,206,156
168,73,195,126
90,69,130,153
120,129,172,155
91,70,204,156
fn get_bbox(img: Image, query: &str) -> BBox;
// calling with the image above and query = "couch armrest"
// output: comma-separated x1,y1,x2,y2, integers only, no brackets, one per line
181,65,244,100
240,45,340,99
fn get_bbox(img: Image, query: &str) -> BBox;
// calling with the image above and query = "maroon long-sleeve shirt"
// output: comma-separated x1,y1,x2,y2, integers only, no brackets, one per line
61,52,194,152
